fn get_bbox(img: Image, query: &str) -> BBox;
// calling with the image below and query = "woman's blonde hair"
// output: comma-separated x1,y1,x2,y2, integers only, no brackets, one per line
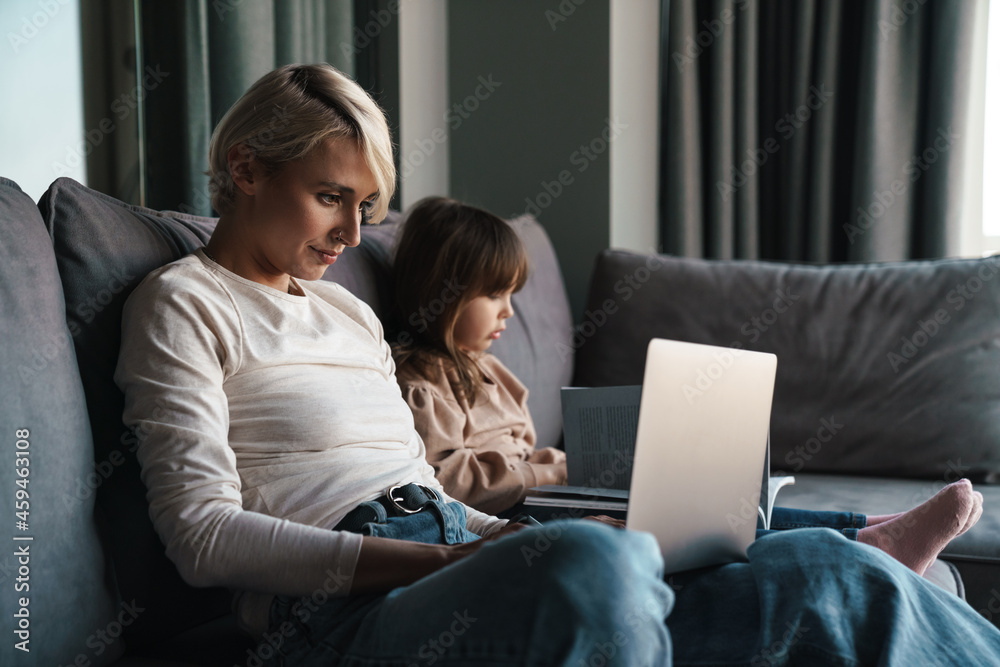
393,197,529,405
208,63,395,222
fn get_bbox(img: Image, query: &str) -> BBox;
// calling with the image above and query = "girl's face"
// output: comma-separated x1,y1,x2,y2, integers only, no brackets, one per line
453,288,515,353
231,136,379,290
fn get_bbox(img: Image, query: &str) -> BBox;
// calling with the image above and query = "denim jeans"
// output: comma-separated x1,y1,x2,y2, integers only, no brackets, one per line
758,506,865,541
262,501,1000,666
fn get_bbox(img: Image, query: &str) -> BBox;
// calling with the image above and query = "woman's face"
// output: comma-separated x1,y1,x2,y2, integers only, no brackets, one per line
453,288,515,353
233,136,379,289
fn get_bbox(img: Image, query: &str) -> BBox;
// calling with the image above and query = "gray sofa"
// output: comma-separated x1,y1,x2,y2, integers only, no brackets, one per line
0,176,996,666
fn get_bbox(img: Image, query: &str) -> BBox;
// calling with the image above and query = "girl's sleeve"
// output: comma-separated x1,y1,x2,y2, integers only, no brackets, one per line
114,272,363,597
401,382,540,515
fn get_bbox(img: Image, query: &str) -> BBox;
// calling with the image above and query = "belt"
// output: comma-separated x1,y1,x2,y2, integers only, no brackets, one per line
335,483,442,533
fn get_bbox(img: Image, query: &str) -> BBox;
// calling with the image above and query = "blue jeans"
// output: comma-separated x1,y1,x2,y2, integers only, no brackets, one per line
759,506,865,541
263,501,1000,666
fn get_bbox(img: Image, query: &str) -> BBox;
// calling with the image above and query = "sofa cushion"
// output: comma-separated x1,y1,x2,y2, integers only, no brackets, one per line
38,178,232,648
0,178,121,666
574,250,1000,480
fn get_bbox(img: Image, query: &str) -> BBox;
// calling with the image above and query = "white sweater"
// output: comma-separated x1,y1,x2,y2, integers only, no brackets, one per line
114,249,507,636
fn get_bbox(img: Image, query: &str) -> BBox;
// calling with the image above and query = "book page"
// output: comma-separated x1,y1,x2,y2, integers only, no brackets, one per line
561,385,642,489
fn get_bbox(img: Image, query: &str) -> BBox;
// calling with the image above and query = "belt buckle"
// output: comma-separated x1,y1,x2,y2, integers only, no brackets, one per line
386,484,439,514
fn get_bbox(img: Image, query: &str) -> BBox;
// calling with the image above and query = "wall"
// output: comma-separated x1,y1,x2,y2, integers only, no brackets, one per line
447,0,612,318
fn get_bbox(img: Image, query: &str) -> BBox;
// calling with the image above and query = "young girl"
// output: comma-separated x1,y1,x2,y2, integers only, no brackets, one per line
392,195,984,577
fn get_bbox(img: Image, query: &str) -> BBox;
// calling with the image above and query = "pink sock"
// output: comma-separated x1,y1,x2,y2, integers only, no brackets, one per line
857,479,978,576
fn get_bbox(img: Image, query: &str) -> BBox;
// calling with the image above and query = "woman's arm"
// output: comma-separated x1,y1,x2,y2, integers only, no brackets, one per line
115,269,365,597
352,523,530,592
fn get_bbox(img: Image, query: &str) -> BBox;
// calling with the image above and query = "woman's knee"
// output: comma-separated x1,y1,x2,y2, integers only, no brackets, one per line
515,520,663,577
495,521,673,663
504,521,672,618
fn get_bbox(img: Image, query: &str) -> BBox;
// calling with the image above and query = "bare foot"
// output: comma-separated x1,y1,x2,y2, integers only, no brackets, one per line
857,479,978,576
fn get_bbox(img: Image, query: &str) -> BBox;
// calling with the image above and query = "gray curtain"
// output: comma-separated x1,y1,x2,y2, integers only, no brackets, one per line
660,0,978,262
136,0,355,215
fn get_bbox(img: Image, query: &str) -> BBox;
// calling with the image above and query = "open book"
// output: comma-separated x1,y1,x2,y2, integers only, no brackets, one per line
524,385,794,528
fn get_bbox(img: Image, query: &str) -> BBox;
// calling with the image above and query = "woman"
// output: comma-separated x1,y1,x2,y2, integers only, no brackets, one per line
114,63,1000,666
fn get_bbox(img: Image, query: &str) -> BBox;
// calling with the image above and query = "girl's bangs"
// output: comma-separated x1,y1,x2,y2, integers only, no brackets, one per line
478,231,530,296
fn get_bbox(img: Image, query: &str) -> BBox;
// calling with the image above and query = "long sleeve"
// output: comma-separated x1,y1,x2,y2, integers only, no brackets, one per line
114,270,365,598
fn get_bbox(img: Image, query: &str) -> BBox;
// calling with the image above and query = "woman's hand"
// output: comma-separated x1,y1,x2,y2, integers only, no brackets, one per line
352,520,535,593
583,514,626,529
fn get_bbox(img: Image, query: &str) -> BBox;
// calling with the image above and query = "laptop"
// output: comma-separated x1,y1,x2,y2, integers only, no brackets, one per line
625,338,777,573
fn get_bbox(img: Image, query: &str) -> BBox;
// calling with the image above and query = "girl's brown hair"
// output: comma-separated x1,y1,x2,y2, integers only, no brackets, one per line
393,197,529,405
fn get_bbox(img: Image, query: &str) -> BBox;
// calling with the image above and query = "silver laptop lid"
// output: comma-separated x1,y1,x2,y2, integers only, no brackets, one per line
625,338,777,574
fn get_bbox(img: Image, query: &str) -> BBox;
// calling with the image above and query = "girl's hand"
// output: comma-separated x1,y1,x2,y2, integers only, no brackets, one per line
532,462,568,487
528,447,567,465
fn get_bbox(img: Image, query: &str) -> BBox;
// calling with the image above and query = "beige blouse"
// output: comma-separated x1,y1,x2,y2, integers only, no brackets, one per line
396,354,547,515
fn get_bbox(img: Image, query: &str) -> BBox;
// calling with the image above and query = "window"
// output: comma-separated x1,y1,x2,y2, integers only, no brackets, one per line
0,0,85,201
983,0,1000,248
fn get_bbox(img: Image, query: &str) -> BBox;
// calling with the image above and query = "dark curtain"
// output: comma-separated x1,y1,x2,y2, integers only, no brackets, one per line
659,0,978,262
134,0,357,215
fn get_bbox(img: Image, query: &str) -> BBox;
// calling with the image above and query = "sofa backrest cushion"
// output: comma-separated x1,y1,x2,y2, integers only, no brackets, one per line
323,213,576,449
38,178,231,648
0,178,122,666
574,250,1000,481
